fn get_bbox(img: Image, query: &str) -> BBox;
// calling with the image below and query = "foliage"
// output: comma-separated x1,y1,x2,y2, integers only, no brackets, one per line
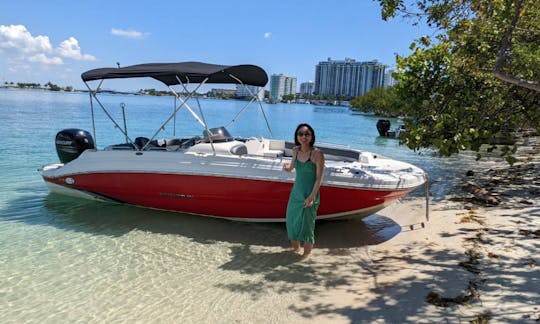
281,94,296,102
44,81,61,91
376,0,540,162
16,82,41,88
350,86,401,116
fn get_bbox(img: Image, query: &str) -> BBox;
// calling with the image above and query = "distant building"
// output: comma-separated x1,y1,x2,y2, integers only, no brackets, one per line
236,84,264,101
299,81,315,95
270,74,297,102
314,58,386,98
384,69,398,88
209,88,236,97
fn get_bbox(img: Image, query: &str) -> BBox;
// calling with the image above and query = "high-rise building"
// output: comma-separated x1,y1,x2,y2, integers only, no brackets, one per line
270,74,297,102
314,58,386,98
384,69,398,88
299,81,315,95
236,84,264,101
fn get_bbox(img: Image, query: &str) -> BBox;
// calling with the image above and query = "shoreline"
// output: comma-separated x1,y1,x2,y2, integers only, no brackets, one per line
291,136,539,322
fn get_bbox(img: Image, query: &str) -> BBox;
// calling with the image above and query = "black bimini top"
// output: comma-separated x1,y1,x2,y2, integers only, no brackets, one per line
81,62,268,87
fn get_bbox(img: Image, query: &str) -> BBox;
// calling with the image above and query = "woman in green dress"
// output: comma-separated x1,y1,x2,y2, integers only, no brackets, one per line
283,123,325,259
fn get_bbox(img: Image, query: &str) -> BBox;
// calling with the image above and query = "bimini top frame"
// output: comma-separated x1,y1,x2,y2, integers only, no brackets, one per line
81,62,271,152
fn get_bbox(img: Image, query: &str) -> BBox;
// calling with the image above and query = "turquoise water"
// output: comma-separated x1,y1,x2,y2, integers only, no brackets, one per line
0,89,473,322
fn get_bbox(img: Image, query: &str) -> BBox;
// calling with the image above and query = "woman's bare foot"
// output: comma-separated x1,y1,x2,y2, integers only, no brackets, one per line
290,240,301,254
301,243,313,260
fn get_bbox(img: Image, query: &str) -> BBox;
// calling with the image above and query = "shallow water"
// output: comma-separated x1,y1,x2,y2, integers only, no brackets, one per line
0,89,477,322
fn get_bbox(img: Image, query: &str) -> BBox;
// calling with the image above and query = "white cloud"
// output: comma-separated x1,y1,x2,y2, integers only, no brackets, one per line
0,24,52,54
111,28,149,39
0,24,96,65
28,53,63,65
57,37,96,61
264,32,272,39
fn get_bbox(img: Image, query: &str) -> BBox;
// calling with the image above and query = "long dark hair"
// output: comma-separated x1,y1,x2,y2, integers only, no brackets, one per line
294,123,316,147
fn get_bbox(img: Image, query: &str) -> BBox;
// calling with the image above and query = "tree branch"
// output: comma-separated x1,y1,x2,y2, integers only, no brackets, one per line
492,71,540,92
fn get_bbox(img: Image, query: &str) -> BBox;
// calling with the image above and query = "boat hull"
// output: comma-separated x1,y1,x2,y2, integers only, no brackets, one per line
43,171,416,222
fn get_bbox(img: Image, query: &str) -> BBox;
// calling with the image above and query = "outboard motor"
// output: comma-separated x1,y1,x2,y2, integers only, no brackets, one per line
203,126,233,142
55,129,95,163
376,119,391,136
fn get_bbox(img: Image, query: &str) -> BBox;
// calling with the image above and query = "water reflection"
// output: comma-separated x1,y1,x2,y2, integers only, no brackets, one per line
1,193,401,249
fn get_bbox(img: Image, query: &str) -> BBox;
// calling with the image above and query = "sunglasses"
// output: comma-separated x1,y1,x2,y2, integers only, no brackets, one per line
297,131,312,137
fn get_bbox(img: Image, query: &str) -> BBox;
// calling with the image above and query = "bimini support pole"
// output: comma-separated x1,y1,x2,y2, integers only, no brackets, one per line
84,80,98,147
140,78,208,151
84,80,136,148
173,96,176,137
170,77,206,128
225,96,257,128
174,76,217,155
228,74,274,138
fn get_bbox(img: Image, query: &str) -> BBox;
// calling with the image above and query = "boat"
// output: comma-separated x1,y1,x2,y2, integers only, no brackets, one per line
40,62,427,222
376,117,407,139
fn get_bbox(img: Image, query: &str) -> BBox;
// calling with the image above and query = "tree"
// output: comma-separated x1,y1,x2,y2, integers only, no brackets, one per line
378,0,539,91
350,87,401,116
44,81,61,91
281,94,296,102
376,0,540,162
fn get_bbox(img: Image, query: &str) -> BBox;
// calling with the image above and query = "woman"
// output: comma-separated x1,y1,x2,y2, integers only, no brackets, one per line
283,123,325,259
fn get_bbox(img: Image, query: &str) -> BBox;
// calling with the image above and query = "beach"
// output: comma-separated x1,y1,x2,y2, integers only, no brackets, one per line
265,136,539,323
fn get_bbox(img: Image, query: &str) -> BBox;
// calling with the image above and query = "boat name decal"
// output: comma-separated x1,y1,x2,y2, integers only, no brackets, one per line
159,192,194,199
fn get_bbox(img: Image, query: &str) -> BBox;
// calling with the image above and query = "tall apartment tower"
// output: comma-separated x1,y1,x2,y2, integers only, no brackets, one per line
299,81,315,95
270,74,297,102
314,58,386,98
384,69,398,88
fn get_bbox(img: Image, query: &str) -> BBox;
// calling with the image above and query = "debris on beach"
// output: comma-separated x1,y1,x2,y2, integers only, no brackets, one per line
425,280,480,307
470,313,492,324
464,182,501,205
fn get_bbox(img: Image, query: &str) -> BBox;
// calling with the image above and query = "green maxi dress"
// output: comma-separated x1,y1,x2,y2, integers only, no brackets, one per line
286,154,319,244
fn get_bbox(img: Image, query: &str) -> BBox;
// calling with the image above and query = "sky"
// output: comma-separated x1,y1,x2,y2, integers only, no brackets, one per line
0,0,433,91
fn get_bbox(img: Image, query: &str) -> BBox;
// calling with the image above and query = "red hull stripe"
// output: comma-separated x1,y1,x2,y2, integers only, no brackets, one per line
44,173,412,219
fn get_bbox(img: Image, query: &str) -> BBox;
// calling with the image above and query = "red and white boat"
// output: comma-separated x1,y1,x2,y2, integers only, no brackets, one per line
40,62,427,222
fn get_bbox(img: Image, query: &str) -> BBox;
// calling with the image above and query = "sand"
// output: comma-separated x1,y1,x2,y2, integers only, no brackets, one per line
259,136,539,323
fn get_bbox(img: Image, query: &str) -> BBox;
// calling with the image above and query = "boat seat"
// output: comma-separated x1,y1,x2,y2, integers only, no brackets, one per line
135,137,150,149
185,140,247,156
166,137,201,151
245,138,284,157
284,141,360,161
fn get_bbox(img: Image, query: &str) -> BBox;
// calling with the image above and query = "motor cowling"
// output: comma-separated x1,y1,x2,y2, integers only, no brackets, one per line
376,119,391,136
55,129,95,163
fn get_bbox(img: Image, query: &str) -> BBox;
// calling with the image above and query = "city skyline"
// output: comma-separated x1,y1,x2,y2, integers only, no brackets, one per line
0,1,433,91
314,58,386,98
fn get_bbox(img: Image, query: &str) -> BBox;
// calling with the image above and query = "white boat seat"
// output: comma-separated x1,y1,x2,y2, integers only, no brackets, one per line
186,140,247,156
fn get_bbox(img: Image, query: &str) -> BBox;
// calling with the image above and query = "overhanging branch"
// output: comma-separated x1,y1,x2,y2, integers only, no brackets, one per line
492,71,540,92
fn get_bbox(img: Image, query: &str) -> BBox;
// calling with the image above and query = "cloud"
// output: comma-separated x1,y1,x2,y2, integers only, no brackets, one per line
264,32,272,39
111,28,149,39
0,24,96,64
0,24,52,54
28,53,63,65
58,37,96,61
